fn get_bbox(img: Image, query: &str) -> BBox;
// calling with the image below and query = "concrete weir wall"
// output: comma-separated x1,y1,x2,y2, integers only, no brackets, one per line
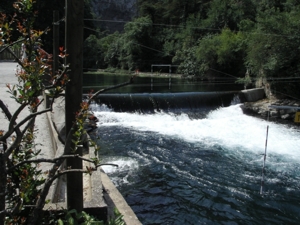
241,88,265,102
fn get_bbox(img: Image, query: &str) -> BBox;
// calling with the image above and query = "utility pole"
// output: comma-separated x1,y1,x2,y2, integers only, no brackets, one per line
64,0,84,212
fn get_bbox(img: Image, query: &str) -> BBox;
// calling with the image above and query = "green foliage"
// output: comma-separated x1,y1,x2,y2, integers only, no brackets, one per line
86,0,298,98
194,28,246,77
173,46,200,76
57,209,104,225
83,34,103,69
200,0,256,30
4,0,300,98
108,208,125,225
236,74,252,88
121,16,153,70
1,1,70,224
1,1,100,224
56,208,125,225
100,16,154,71
245,4,300,97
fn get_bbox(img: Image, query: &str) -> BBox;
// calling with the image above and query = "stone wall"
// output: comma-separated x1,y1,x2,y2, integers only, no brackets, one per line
241,97,300,126
241,73,300,125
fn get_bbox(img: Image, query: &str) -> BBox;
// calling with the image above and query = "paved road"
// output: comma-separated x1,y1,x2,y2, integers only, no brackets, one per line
0,61,54,171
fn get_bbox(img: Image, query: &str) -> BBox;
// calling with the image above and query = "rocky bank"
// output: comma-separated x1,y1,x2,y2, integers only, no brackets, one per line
241,97,300,127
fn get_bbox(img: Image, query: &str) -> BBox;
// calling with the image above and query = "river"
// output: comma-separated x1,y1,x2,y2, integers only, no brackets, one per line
90,100,300,224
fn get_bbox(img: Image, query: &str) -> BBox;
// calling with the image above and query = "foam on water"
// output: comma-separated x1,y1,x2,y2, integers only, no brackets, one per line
101,157,139,174
92,103,300,224
94,104,300,160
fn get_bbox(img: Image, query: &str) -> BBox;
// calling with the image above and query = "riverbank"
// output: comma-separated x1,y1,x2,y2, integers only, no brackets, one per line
240,96,300,127
0,62,141,224
84,69,182,78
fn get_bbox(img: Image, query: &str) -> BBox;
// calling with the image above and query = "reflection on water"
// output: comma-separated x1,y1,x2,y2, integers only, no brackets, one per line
83,73,243,93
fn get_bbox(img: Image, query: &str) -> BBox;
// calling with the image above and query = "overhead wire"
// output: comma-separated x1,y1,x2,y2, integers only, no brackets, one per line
82,18,300,98
83,18,300,38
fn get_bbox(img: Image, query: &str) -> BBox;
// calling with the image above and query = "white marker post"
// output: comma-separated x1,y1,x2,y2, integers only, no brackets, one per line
260,125,269,195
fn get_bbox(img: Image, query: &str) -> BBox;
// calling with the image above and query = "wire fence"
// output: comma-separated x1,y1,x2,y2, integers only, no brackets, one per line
0,46,21,61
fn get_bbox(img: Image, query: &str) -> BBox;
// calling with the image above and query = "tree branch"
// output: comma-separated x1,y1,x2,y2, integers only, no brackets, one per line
0,39,25,70
5,47,24,68
0,100,23,141
14,107,52,132
4,116,35,159
44,66,69,90
87,75,136,104
7,154,106,173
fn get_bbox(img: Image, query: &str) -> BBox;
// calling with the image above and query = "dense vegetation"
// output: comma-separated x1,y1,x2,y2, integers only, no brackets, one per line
2,0,300,98
0,0,94,51
1,1,126,224
83,0,300,99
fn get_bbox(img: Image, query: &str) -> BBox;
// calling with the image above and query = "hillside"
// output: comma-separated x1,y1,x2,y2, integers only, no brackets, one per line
90,0,137,32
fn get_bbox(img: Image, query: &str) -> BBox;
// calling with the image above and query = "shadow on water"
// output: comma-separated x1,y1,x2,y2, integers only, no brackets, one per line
83,73,243,93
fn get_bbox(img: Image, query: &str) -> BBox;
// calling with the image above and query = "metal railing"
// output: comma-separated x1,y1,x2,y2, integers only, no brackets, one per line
0,46,21,61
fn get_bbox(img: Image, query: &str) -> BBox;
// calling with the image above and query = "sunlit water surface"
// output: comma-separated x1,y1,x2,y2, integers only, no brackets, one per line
90,103,300,225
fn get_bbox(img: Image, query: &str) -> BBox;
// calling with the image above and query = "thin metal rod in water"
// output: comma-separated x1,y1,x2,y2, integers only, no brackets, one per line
260,125,269,195
151,76,153,91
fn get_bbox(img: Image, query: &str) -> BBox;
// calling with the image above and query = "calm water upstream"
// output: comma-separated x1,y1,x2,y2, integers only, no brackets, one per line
90,102,300,225
83,73,242,93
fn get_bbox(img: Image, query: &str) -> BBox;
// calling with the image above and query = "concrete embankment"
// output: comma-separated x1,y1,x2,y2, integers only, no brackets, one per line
240,88,300,126
48,95,142,224
240,88,265,102
0,62,141,224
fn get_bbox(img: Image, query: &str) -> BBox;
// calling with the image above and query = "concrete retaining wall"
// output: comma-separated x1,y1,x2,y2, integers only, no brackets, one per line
241,88,265,102
44,95,141,224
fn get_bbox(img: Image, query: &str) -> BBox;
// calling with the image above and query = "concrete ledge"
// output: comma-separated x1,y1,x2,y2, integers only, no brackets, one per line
241,88,265,102
101,170,142,225
43,95,141,224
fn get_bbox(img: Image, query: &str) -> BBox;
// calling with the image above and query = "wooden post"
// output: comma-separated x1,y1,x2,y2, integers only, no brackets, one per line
65,0,84,212
0,137,7,225
53,10,59,76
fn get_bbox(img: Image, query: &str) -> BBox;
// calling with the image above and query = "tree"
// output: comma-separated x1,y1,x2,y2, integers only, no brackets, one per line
83,34,102,69
201,0,256,31
102,16,154,71
0,1,133,224
245,4,300,97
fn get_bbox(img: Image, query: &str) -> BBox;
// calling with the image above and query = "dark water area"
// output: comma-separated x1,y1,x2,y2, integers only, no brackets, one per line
94,92,244,113
83,73,243,93
91,102,300,225
87,74,300,224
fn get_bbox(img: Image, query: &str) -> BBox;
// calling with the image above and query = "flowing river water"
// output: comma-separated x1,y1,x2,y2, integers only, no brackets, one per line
90,100,300,224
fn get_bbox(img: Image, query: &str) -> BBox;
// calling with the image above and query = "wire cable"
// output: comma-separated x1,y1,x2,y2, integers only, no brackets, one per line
83,18,300,38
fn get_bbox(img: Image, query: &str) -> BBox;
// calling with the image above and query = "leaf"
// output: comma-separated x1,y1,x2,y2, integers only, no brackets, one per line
68,216,75,225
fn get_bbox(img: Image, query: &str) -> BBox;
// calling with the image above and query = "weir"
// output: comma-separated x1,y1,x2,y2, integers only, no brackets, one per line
94,91,247,112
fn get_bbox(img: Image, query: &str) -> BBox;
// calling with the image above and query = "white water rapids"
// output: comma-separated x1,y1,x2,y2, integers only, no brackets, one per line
94,104,300,161
91,103,300,224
